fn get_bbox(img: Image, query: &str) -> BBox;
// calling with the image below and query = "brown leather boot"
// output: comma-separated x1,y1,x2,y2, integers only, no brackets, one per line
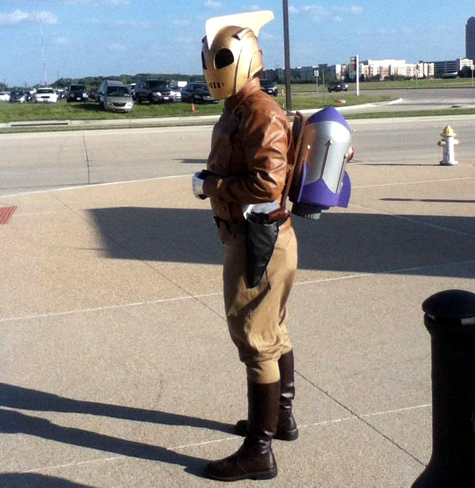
205,380,280,481
234,350,299,441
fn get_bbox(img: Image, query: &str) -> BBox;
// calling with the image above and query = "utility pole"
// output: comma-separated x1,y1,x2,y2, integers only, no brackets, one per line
282,0,292,111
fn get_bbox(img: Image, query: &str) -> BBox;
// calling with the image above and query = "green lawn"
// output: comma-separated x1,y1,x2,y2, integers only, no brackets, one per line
0,94,392,123
286,77,475,92
0,100,225,122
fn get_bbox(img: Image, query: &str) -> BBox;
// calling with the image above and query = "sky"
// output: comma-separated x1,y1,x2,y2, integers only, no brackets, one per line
1,0,474,86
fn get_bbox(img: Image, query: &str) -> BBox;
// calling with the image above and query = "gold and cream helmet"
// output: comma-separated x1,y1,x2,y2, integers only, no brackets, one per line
201,11,274,100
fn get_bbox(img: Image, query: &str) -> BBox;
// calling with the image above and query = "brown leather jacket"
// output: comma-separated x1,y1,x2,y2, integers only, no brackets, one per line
203,77,292,230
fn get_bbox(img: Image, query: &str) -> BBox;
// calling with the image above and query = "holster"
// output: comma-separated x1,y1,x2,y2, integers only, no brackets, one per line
245,208,289,288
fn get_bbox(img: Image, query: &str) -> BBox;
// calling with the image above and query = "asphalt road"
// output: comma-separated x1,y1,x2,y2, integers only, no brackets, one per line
1,113,475,198
351,87,475,113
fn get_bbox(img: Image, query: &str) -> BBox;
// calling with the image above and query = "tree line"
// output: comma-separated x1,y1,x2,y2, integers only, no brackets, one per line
51,73,205,89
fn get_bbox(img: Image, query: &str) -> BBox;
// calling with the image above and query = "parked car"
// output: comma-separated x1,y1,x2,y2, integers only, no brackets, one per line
328,81,348,92
260,79,278,96
98,80,134,113
181,83,218,104
33,87,59,104
0,91,10,102
169,85,182,102
127,83,136,97
134,79,173,103
9,90,27,103
67,84,89,102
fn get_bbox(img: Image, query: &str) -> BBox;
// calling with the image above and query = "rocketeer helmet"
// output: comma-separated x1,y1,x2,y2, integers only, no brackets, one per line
201,11,274,100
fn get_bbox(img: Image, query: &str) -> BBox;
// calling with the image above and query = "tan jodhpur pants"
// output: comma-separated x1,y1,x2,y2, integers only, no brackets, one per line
220,224,298,385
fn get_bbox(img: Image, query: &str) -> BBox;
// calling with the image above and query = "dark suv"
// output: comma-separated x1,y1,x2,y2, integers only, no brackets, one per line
67,84,89,102
134,80,173,104
181,83,218,104
260,79,278,96
328,81,348,92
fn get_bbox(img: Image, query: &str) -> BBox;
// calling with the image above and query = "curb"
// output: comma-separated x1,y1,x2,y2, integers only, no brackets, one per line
0,102,397,132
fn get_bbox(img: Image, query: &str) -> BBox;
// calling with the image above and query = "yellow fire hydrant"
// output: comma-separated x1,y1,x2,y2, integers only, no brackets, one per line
437,125,459,166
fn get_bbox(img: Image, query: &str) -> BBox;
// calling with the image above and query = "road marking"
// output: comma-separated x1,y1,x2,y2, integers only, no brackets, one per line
2,258,475,324
0,206,16,224
20,403,432,474
353,175,475,189
1,174,193,198
351,202,475,238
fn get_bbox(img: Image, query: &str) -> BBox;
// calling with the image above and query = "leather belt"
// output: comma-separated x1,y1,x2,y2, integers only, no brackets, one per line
213,214,289,232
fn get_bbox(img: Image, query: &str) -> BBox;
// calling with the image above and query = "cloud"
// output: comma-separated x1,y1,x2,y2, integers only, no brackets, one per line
173,19,191,27
64,0,130,5
115,19,151,28
176,36,195,46
302,5,327,22
107,42,128,52
302,4,363,23
205,0,221,9
0,9,57,25
288,6,299,14
260,31,275,41
54,36,69,45
82,18,152,28
83,17,101,24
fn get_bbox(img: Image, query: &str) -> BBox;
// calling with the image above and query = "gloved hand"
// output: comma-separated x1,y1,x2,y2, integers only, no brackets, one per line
192,170,212,200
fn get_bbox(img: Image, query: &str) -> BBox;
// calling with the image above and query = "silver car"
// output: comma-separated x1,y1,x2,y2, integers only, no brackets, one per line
98,80,134,113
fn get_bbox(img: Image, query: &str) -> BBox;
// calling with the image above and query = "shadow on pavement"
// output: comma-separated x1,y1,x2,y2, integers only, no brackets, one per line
0,473,94,488
0,383,235,478
177,159,207,165
0,409,207,477
87,207,475,279
0,383,233,434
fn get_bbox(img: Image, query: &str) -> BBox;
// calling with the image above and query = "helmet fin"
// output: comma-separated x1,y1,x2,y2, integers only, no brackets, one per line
205,10,274,46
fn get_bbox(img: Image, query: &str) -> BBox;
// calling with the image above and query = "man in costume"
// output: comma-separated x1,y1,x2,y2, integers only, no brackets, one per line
192,10,298,481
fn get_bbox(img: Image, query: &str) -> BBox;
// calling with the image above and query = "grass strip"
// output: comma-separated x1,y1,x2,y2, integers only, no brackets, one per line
0,95,391,123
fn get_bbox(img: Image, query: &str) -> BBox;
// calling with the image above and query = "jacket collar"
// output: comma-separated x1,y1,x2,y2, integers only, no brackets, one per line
225,77,261,113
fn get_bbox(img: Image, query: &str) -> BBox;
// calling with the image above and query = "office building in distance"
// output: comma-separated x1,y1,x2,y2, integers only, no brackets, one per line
467,17,475,59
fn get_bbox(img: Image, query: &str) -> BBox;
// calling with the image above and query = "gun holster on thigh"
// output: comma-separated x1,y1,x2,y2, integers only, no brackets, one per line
245,209,288,288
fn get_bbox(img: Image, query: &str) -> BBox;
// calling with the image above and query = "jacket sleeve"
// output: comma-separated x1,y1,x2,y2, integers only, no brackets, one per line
203,109,289,204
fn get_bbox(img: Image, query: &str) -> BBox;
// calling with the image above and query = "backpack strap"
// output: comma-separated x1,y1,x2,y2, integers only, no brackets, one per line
280,110,307,208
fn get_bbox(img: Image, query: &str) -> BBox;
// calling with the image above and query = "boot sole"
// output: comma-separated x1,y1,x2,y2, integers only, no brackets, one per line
233,425,299,442
205,466,278,481
276,429,299,441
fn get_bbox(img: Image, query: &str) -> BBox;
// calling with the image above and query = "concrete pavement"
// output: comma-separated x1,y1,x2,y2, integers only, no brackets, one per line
0,152,474,487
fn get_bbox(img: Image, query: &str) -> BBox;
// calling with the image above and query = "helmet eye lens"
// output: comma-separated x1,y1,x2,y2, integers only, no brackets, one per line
215,48,234,69
201,52,207,70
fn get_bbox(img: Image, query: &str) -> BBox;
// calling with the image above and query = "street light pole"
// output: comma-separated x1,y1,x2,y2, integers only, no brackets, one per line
282,0,292,111
40,20,47,86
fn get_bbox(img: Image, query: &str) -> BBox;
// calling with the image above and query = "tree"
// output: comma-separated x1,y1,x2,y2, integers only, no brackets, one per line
458,66,473,78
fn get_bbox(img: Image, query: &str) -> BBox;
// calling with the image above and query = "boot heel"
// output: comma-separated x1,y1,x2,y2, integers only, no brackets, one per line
275,428,299,441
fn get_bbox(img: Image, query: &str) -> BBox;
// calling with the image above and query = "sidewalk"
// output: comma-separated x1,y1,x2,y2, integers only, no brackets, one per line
0,157,474,487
